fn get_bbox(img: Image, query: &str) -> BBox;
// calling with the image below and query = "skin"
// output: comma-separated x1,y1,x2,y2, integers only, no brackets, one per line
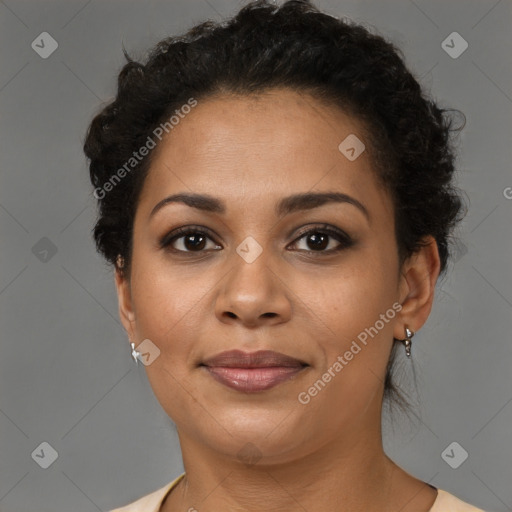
115,88,441,512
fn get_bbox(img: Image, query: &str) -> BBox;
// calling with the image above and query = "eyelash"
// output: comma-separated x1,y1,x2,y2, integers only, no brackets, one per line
159,224,354,256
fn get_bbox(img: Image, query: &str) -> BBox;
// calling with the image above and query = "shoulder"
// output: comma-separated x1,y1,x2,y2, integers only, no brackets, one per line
430,489,488,512
109,473,185,512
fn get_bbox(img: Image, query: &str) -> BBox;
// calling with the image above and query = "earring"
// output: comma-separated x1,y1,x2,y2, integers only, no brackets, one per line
400,327,414,357
130,342,140,365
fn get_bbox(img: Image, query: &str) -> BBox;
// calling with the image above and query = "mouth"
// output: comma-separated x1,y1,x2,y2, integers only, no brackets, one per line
200,350,309,392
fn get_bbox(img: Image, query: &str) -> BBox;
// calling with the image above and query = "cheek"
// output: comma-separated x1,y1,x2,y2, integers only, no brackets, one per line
128,262,210,418
128,249,210,359
304,250,397,336
305,249,399,381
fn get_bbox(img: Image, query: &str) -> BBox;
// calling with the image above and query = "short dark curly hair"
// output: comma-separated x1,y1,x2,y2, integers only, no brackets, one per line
84,0,467,412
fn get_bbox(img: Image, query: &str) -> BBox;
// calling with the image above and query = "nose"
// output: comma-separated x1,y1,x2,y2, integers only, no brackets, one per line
214,246,292,328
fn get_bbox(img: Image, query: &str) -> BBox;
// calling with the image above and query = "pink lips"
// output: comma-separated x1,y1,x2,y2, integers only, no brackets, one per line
201,349,308,392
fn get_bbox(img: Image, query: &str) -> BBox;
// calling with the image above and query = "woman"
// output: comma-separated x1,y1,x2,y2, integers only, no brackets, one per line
84,1,485,510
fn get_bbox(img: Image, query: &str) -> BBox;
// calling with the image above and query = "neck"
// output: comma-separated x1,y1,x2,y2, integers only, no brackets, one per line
161,412,436,511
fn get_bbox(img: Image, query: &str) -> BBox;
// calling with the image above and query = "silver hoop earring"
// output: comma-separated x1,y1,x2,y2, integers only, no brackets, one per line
131,342,140,365
400,327,414,357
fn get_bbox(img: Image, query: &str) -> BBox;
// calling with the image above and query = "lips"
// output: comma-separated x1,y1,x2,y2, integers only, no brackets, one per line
201,349,308,368
200,350,309,392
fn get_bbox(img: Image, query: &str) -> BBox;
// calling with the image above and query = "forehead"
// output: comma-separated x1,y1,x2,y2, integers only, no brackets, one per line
137,88,392,221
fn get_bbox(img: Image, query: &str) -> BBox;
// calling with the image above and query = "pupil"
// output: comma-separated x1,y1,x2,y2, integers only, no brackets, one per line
185,234,206,251
308,233,328,250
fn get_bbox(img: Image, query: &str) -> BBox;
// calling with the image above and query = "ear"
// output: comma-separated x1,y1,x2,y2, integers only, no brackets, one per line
393,236,441,339
114,260,136,342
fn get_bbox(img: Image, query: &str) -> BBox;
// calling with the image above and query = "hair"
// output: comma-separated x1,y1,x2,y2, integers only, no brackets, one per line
83,0,467,413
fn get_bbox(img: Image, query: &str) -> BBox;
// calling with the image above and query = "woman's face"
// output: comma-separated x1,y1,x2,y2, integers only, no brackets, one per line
116,88,434,463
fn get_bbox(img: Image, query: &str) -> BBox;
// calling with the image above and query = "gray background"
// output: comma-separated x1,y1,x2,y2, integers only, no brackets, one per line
1,0,511,511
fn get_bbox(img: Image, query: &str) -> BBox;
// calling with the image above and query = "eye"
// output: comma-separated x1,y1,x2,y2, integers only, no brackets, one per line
288,224,354,254
159,226,221,253
160,224,354,255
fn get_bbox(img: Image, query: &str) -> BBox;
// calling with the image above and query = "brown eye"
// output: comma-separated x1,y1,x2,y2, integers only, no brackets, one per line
289,225,354,254
160,227,221,253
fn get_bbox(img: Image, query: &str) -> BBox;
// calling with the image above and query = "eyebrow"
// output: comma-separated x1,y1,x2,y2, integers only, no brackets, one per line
149,191,370,222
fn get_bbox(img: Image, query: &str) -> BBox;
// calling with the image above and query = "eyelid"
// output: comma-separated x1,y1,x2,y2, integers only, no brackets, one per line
292,223,351,243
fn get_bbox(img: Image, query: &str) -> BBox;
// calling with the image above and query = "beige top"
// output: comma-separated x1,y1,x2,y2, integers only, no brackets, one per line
110,473,487,512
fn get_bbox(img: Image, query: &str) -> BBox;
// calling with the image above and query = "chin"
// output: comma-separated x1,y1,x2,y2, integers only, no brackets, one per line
198,411,314,460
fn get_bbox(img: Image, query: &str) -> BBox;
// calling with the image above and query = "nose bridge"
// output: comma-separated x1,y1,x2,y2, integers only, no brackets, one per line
226,203,275,271
229,233,274,296
215,231,291,325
